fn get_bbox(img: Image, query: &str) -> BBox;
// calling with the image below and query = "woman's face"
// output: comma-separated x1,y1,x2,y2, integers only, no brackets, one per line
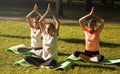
33,18,39,28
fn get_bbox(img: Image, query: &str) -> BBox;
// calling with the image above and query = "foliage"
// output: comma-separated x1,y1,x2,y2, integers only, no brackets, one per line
0,1,120,21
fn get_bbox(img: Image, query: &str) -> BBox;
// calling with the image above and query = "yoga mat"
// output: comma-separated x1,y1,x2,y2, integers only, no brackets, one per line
17,48,36,56
6,44,26,54
6,44,42,56
53,59,74,70
67,54,120,64
14,59,74,70
24,49,42,56
14,59,31,67
13,54,120,70
17,48,42,56
67,54,81,61
100,58,120,64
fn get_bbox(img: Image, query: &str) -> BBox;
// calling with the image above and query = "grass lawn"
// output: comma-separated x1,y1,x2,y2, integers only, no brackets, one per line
0,20,120,74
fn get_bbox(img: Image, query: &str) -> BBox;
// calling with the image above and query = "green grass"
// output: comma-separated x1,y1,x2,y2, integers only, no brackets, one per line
0,20,120,74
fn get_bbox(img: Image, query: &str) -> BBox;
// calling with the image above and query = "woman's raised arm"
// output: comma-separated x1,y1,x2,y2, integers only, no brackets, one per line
79,7,94,30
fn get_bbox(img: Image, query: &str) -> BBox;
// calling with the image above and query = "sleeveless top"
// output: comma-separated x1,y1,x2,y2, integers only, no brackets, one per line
84,29,100,51
41,33,58,61
31,28,42,48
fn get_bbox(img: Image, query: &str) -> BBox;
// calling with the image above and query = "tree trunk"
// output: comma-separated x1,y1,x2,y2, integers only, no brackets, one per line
85,0,92,12
111,0,114,4
56,0,63,16
68,0,72,6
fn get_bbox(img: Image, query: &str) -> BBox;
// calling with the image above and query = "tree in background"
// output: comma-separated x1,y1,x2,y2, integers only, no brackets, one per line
101,0,107,4
85,0,92,12
68,0,73,5
56,0,63,16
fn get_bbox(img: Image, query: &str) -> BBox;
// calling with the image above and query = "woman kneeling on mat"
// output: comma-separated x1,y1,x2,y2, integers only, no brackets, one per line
25,3,60,68
74,7,105,62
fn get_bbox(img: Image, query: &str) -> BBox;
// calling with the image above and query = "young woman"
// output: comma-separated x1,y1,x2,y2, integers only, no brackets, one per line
74,7,105,62
17,3,43,56
25,3,60,67
26,3,42,48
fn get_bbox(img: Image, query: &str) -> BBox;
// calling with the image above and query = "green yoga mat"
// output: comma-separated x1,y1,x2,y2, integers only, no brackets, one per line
13,54,120,70
6,44,40,56
6,44,26,54
53,59,74,70
100,58,120,64
14,59,31,67
14,58,74,70
67,54,120,64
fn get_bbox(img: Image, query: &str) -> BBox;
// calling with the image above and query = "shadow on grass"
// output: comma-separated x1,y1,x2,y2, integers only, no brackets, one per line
59,38,85,44
73,64,116,70
1,34,119,48
114,63,120,66
0,34,30,39
58,52,71,56
59,38,120,48
100,41,120,48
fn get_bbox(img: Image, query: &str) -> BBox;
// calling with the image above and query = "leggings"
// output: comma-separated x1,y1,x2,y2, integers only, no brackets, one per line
74,50,104,62
17,47,43,53
84,50,100,57
25,56,57,67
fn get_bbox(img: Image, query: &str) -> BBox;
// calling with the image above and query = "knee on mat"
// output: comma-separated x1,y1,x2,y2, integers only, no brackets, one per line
97,55,105,62
41,59,57,66
50,60,57,66
73,51,81,57
24,56,31,61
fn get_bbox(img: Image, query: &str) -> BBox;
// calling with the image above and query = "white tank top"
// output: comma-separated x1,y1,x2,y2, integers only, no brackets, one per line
30,28,42,48
42,33,58,61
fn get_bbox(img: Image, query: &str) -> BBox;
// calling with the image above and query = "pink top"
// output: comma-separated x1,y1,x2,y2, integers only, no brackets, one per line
84,29,100,51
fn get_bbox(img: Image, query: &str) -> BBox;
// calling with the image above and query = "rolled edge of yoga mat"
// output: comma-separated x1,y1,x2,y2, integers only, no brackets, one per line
100,58,120,64
54,59,74,70
67,54,81,61
67,54,120,65
14,59,31,67
6,44,26,54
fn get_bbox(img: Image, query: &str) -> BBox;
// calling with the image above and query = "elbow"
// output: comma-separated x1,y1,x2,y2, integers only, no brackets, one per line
79,18,83,25
26,16,29,19
55,19,60,25
79,18,81,22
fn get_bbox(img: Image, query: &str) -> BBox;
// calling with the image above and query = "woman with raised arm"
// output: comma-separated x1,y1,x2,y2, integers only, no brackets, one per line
74,7,105,62
17,3,43,56
25,3,60,68
26,3,42,48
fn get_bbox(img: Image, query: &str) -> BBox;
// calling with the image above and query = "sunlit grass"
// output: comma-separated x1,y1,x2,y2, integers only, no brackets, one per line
0,20,120,74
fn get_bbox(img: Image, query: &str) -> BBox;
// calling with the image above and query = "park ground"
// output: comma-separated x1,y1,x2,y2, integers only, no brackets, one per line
0,1,120,74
